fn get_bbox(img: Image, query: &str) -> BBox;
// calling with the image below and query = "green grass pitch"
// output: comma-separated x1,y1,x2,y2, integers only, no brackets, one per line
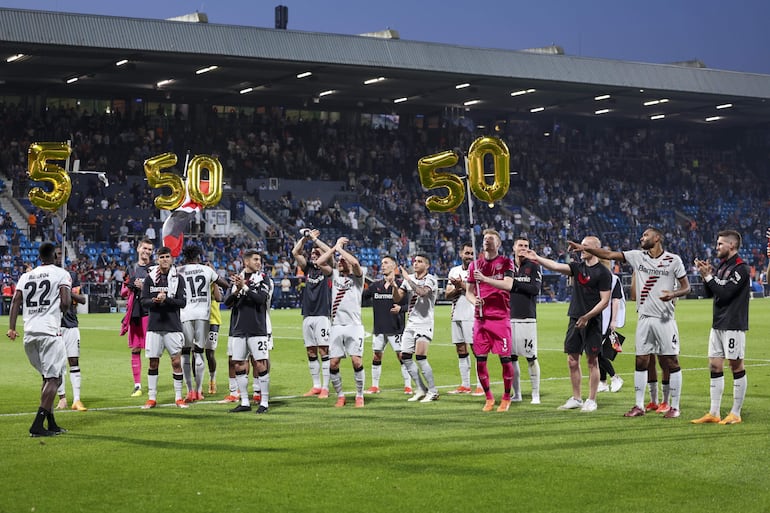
2,299,770,513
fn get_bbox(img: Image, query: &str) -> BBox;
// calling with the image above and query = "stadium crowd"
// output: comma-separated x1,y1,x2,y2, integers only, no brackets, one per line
1,101,769,299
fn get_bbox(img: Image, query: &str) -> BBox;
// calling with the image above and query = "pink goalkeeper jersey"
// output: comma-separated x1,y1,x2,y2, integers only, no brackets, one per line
467,255,513,320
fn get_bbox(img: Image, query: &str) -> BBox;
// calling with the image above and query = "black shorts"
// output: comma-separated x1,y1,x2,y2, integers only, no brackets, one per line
564,317,603,357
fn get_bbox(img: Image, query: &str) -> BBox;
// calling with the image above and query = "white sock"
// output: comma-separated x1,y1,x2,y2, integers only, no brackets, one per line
354,367,365,396
371,362,382,388
648,380,659,404
417,358,436,392
321,357,331,389
732,374,747,416
512,360,521,398
401,363,412,388
709,375,724,416
236,373,249,406
635,371,648,408
194,352,205,392
528,359,541,398
668,371,682,409
70,367,82,402
308,358,321,389
330,371,343,396
148,372,159,401
181,353,193,392
228,376,238,395
458,354,471,388
173,373,183,401
258,373,270,407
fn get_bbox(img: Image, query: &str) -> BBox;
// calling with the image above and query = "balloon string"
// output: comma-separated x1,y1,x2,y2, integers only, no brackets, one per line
464,155,482,318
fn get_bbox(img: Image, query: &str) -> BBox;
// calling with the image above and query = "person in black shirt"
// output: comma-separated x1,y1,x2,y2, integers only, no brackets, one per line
691,230,750,425
362,255,411,394
524,236,611,413
139,246,187,409
225,249,273,414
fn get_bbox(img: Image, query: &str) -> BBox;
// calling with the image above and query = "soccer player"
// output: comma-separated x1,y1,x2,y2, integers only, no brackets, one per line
206,281,223,395
225,249,272,414
391,253,440,403
445,242,481,395
465,230,515,412
525,236,611,413
361,255,412,394
568,227,690,418
316,237,366,407
140,246,188,409
120,238,154,397
691,230,750,425
54,247,88,412
292,229,334,398
7,242,72,436
177,245,229,402
510,237,543,405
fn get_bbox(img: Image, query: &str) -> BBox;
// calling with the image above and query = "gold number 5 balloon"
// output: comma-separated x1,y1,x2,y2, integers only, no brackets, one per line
28,142,72,211
417,150,464,212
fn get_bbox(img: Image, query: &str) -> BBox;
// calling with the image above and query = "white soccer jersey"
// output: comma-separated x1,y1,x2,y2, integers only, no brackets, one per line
331,270,363,326
447,265,474,321
402,273,438,328
179,263,220,322
16,264,72,336
623,249,686,318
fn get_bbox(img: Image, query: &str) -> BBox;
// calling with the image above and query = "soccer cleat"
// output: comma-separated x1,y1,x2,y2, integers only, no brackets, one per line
448,386,472,395
185,391,197,403
655,402,671,414
511,394,523,402
255,405,269,414
497,399,511,412
303,387,322,397
208,380,217,395
531,394,541,405
472,387,485,397
71,400,87,412
663,408,681,419
364,386,380,394
420,391,440,403
219,394,239,403
56,398,68,410
691,412,721,424
229,404,252,413
47,425,68,435
644,401,660,412
334,396,346,408
195,391,205,401
408,389,427,402
597,381,610,393
175,399,189,409
482,399,496,412
131,385,143,397
624,405,645,417
581,399,598,412
318,388,329,399
718,412,742,425
404,386,413,395
610,375,624,393
252,393,261,403
141,400,157,410
558,397,583,410
355,396,365,408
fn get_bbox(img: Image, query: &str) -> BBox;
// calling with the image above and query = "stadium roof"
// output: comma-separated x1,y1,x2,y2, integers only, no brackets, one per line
1,8,769,127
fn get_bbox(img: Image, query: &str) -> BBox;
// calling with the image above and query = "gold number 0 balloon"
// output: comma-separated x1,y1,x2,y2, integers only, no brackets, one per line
143,152,185,210
417,150,464,212
467,136,510,206
28,142,72,211
187,155,223,208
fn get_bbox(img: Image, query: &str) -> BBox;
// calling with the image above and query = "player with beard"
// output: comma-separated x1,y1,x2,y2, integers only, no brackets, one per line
569,227,690,418
292,229,334,398
120,238,154,397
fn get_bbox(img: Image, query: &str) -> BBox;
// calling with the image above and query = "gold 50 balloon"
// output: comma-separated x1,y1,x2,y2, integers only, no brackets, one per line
143,153,223,210
417,136,510,212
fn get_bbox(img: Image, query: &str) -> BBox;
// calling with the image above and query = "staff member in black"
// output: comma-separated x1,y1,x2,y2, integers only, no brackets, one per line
691,230,750,425
140,246,187,409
